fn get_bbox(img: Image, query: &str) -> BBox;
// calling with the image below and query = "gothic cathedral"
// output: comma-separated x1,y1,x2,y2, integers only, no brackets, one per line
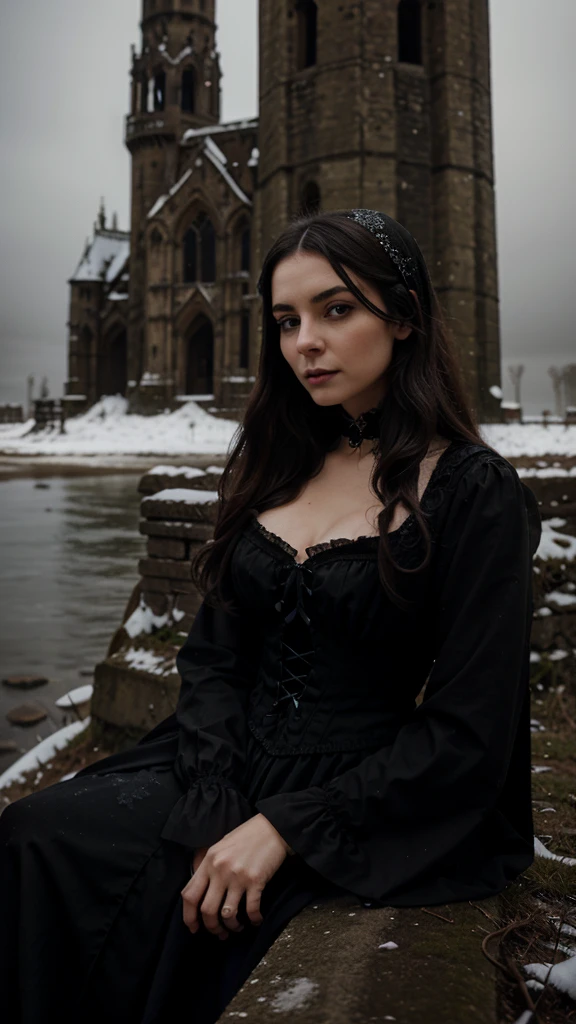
63,1,502,423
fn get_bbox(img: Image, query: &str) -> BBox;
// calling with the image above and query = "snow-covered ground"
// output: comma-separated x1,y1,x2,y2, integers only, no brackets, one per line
0,396,574,458
0,396,239,457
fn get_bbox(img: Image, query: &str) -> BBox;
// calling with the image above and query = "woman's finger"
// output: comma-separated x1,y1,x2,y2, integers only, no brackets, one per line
219,886,245,933
200,881,230,939
245,884,265,927
181,870,208,933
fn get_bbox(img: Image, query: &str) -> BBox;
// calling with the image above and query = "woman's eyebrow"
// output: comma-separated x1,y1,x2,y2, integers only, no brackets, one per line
272,285,352,313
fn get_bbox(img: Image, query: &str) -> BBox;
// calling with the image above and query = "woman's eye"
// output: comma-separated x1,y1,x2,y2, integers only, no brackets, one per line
328,304,352,317
277,317,299,332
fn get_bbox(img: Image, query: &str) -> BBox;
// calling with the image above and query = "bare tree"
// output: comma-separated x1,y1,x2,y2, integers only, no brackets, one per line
548,366,565,418
507,365,524,407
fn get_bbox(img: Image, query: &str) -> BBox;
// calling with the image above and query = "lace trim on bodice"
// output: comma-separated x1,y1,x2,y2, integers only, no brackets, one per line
250,518,378,562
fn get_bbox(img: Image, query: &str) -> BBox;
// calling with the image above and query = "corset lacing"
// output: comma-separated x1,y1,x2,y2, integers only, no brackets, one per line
266,563,314,719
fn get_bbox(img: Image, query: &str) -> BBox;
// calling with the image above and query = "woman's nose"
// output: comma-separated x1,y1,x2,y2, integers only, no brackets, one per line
295,316,324,352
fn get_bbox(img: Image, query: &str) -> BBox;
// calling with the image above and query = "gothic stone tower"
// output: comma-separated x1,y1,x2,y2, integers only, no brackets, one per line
257,0,501,422
125,0,222,411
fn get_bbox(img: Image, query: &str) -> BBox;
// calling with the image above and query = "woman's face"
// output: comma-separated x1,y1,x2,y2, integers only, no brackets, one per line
271,251,412,419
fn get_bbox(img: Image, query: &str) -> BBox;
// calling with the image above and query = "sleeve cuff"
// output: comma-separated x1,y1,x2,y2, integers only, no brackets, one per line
255,786,365,892
161,774,256,850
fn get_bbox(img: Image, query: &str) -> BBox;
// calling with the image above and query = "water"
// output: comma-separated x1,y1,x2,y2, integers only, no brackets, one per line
0,474,145,771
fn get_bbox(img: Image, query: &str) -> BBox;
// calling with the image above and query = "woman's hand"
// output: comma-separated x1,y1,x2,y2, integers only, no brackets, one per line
182,813,292,939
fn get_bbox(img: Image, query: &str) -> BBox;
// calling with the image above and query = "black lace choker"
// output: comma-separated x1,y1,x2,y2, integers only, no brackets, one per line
339,406,382,450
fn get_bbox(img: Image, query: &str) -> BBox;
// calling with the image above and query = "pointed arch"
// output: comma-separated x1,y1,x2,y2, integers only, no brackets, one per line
185,315,214,394
398,0,423,65
239,310,250,370
181,67,195,113
296,1,318,69
153,69,166,111
182,211,216,283
300,180,321,215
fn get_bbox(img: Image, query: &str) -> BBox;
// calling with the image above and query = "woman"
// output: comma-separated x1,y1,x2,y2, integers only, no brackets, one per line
0,209,541,1024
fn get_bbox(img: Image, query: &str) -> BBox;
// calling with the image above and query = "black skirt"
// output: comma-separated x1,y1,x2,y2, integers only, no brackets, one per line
0,763,341,1024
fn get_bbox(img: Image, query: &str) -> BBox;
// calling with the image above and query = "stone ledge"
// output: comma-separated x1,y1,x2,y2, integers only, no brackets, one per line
218,895,499,1023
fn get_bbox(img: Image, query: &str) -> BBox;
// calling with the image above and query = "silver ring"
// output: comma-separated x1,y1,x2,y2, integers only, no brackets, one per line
221,905,233,916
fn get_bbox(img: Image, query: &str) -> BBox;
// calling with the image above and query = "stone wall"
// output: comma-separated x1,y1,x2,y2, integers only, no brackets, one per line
92,465,222,737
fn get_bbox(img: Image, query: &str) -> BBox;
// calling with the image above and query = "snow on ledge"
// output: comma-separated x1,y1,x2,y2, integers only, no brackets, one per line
0,719,90,790
147,465,206,478
142,488,219,504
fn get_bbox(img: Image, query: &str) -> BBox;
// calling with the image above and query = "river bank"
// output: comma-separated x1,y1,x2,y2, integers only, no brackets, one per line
0,453,228,482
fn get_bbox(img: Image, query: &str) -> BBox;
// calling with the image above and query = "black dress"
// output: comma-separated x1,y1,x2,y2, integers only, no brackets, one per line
0,440,542,1024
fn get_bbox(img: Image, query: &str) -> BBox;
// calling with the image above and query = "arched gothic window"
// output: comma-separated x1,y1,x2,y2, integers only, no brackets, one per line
300,180,321,215
153,70,166,111
239,223,251,273
183,212,216,283
398,0,423,65
181,68,195,113
296,1,317,69
239,311,250,370
139,74,149,113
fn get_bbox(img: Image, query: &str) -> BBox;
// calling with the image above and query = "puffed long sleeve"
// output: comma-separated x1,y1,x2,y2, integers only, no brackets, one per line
161,592,262,850
256,456,542,904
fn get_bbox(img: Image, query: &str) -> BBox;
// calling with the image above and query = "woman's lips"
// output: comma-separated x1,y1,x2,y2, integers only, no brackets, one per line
306,371,339,385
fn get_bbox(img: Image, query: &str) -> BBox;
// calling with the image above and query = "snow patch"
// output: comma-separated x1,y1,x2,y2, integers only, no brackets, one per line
55,684,94,708
269,978,320,1013
147,465,206,478
123,647,171,675
124,599,169,638
479,423,576,456
545,590,576,607
524,954,576,1001
143,487,218,505
536,520,576,562
0,719,90,789
534,837,576,867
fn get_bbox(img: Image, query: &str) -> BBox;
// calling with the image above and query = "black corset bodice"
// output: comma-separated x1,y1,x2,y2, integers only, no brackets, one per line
227,441,467,755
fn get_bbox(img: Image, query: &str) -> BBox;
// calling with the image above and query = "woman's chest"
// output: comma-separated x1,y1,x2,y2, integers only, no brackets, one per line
256,456,383,564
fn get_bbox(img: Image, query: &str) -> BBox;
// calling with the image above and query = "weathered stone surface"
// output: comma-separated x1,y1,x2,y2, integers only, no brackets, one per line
92,660,180,733
6,702,48,727
139,469,223,496
219,896,498,1023
141,495,218,523
2,674,49,690
141,591,172,616
147,537,187,560
133,576,200,595
139,558,193,581
139,518,214,541
174,592,203,617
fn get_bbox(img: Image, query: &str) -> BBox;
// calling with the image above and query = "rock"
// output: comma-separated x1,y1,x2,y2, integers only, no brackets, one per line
6,702,48,726
2,674,49,690
0,740,18,754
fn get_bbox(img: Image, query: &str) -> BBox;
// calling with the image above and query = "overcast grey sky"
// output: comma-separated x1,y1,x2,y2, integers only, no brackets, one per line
0,0,574,414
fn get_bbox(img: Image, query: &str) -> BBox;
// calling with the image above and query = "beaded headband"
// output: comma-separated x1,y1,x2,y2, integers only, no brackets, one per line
344,208,419,288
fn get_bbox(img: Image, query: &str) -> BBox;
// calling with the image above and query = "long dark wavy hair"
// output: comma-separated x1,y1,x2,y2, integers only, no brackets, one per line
192,210,493,612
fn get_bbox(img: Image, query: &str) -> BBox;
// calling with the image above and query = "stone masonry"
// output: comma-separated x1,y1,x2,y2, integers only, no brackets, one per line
64,0,503,424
